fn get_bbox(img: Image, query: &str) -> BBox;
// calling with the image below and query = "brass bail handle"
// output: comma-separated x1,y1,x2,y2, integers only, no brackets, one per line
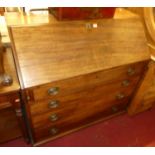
0,33,13,86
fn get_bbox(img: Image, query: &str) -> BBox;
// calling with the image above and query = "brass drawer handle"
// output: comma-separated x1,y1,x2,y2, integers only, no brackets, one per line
122,80,130,87
49,114,59,122
127,68,135,76
50,127,59,135
48,87,59,95
48,100,59,108
116,93,125,100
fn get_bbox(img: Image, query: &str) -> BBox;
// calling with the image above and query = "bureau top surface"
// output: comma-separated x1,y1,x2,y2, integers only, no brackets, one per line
9,17,150,89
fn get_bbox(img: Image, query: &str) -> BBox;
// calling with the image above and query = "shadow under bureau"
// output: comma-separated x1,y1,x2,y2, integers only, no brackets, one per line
8,17,150,145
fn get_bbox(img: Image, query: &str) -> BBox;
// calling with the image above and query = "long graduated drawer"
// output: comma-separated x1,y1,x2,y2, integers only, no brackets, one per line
25,61,148,143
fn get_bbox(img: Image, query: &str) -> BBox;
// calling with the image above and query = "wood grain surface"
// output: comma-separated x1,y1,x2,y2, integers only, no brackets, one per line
9,18,150,89
0,107,21,143
128,61,155,114
28,61,146,101
2,8,138,46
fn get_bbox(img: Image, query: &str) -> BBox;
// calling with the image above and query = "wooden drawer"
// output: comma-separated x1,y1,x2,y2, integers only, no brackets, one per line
33,102,127,142
0,92,20,110
0,92,23,143
31,76,140,129
32,98,129,130
0,107,21,143
30,75,141,117
29,61,147,102
0,92,19,103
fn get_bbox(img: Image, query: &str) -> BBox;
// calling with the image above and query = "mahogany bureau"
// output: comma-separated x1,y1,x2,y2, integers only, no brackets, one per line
7,12,150,145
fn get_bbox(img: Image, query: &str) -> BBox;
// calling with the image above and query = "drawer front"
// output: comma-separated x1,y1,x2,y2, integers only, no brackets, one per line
0,93,18,103
0,92,19,110
30,75,141,117
33,102,127,142
31,76,140,129
32,98,129,130
30,61,146,101
0,107,21,143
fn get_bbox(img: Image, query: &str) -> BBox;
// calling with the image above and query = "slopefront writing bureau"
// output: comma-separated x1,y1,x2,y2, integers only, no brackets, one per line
7,13,151,145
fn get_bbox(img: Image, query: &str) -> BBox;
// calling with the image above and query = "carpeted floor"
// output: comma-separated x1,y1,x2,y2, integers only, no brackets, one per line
1,106,155,147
